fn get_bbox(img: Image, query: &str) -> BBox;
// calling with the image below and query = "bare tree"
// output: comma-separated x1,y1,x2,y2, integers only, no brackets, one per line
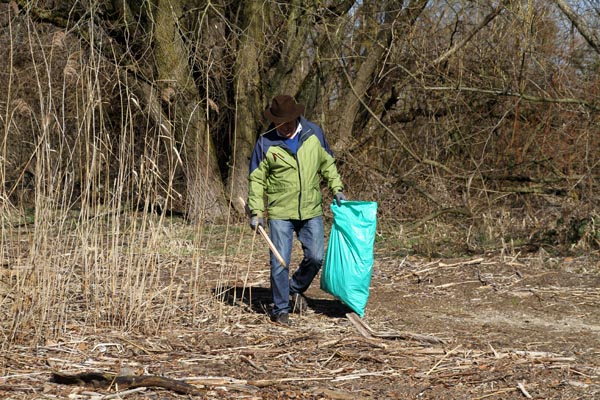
553,0,600,55
2,0,229,220
2,0,599,233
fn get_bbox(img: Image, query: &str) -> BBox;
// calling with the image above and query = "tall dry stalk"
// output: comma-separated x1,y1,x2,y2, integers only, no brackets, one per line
0,9,248,347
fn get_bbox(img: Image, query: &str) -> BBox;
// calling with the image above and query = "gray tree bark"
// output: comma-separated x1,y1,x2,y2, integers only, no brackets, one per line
151,0,227,222
228,0,264,213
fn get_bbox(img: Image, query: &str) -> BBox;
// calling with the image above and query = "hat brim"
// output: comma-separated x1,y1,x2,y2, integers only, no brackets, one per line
264,104,305,124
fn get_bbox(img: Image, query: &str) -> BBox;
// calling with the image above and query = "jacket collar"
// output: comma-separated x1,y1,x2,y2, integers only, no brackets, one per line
267,116,313,145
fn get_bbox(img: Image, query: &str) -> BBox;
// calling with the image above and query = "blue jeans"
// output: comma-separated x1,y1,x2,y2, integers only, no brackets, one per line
269,216,324,316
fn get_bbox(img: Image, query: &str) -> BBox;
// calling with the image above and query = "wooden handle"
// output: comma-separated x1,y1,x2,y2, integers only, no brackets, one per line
238,197,287,268
257,225,287,267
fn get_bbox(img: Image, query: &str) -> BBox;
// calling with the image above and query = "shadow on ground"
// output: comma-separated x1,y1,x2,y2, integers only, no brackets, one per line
212,285,352,318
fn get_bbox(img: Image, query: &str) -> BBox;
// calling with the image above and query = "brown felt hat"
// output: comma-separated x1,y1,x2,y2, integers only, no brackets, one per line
264,95,305,124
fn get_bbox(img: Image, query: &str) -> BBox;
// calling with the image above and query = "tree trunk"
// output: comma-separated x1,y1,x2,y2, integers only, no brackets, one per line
227,0,265,214
151,0,227,221
331,0,428,152
266,0,315,99
267,0,356,118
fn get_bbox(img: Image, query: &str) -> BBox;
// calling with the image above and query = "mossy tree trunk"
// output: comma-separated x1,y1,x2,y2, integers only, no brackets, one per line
227,0,264,213
151,0,227,222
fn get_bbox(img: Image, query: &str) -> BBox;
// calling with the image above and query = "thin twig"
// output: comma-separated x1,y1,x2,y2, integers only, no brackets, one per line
517,381,533,398
96,387,147,400
425,345,461,376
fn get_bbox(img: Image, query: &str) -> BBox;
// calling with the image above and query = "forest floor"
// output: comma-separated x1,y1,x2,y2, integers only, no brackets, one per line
1,224,599,399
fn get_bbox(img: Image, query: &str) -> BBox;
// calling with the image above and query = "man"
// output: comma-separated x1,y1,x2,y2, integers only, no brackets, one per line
248,94,346,326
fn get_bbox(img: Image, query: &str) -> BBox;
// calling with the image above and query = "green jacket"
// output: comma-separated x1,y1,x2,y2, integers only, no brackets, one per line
248,117,343,220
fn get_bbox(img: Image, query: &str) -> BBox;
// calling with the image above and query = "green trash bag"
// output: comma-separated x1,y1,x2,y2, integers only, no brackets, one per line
320,200,378,317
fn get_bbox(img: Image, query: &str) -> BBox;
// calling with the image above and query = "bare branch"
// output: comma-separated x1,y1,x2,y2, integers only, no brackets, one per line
432,0,509,66
424,85,600,111
553,0,600,55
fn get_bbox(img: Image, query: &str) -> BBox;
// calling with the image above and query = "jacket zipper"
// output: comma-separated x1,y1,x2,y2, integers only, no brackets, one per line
294,127,312,220
294,128,313,220
294,153,302,220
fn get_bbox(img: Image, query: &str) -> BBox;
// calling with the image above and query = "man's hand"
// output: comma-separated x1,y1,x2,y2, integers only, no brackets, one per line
250,215,264,231
334,192,346,206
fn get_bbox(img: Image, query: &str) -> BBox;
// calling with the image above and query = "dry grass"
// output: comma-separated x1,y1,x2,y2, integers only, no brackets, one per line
0,250,599,399
0,12,222,346
7,203,326,344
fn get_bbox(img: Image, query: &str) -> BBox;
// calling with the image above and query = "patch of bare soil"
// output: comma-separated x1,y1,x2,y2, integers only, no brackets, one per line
1,252,599,399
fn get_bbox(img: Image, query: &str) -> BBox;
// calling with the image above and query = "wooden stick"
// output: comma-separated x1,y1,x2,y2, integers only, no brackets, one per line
257,224,287,267
472,388,517,400
240,355,266,373
346,312,445,345
238,197,286,267
517,382,533,398
438,257,484,267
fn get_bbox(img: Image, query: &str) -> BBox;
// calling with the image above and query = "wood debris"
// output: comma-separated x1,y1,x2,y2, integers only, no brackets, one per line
0,254,598,399
346,312,446,344
50,371,202,396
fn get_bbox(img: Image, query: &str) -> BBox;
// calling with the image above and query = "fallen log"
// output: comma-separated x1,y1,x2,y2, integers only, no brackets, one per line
50,371,202,396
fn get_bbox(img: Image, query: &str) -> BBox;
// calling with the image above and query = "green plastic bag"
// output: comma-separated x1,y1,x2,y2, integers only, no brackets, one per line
320,200,378,317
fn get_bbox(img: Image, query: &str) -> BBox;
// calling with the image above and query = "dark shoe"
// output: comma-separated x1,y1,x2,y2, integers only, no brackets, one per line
270,312,290,326
291,293,308,315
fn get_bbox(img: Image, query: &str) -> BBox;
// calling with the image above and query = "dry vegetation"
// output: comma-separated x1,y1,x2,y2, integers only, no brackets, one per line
1,0,600,399
1,219,599,399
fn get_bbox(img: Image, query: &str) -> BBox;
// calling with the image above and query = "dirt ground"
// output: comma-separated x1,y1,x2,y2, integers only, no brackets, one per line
1,247,599,399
